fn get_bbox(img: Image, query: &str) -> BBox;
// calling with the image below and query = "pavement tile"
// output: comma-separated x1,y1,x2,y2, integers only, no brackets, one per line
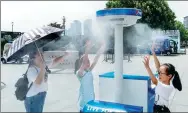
170,104,188,112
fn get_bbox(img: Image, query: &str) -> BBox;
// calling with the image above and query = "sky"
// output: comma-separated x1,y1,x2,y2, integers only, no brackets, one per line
1,1,188,32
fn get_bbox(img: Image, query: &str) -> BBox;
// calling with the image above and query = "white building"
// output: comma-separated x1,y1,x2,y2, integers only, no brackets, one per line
73,20,82,36
83,19,92,38
68,20,82,37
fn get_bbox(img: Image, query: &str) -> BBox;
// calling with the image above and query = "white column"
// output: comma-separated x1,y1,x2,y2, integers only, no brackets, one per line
114,25,124,103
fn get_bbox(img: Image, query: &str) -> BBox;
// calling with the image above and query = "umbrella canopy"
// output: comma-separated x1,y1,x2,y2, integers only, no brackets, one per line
7,26,64,62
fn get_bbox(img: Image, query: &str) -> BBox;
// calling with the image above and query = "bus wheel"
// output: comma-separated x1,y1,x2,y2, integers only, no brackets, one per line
166,51,171,56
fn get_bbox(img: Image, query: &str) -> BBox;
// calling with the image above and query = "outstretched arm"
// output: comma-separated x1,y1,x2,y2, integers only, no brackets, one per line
49,52,69,68
77,41,92,77
151,42,161,71
89,42,105,71
143,55,158,85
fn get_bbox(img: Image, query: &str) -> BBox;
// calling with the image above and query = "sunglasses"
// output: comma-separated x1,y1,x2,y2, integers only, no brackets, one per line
157,71,167,75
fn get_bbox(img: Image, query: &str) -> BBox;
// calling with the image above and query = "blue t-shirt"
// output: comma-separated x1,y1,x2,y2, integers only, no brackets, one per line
76,70,95,110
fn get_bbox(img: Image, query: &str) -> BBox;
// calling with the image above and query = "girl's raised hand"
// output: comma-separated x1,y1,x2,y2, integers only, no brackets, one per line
151,42,156,53
143,55,150,68
86,40,92,48
98,41,106,53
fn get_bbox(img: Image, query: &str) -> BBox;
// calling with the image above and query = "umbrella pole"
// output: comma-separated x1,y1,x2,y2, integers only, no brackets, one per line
34,42,51,73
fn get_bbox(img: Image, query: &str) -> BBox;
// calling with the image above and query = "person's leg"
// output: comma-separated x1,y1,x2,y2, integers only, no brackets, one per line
80,108,83,113
128,53,131,62
24,97,34,112
39,92,47,112
31,94,41,112
32,92,47,112
112,54,114,63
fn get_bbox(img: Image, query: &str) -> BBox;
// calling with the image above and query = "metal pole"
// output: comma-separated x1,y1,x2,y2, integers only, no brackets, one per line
34,42,51,73
62,16,66,36
11,22,14,39
12,22,14,32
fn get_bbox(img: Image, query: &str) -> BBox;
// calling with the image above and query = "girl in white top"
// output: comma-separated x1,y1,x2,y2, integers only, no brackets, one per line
25,50,69,113
143,43,182,112
76,39,105,112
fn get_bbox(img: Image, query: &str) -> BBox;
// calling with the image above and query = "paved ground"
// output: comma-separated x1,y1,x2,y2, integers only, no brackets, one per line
1,51,188,112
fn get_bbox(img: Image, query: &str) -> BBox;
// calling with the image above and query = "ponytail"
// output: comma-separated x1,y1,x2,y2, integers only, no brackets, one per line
172,71,182,91
28,58,34,67
163,63,182,91
79,55,84,68
28,51,37,67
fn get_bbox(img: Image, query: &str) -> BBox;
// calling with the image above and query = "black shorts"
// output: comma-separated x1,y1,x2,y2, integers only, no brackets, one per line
153,104,170,113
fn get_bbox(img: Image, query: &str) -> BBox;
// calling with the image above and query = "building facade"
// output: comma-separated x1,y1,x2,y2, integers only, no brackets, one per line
184,16,188,29
68,20,82,37
83,19,92,38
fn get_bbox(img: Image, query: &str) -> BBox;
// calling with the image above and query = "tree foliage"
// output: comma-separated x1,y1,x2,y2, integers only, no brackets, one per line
106,0,176,30
48,22,62,28
1,35,12,55
175,20,188,41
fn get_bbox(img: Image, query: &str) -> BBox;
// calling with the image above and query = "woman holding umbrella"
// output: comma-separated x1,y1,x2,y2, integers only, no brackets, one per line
6,26,68,112
24,50,69,112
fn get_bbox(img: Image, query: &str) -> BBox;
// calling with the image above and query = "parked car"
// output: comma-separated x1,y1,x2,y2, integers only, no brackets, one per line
1,55,29,64
1,42,29,64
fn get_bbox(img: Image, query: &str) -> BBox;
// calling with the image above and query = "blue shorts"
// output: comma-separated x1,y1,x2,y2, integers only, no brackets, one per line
24,92,47,113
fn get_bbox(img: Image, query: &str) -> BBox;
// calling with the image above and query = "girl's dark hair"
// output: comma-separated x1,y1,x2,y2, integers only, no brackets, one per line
29,49,43,59
29,51,38,59
163,63,182,91
28,51,40,66
74,55,84,74
78,55,84,69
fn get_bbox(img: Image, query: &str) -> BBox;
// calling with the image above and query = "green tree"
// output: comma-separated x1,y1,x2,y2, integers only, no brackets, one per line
106,0,176,30
1,35,12,55
175,20,188,41
48,22,62,28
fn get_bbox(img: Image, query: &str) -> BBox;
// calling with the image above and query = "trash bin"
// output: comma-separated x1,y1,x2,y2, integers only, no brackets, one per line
82,100,143,112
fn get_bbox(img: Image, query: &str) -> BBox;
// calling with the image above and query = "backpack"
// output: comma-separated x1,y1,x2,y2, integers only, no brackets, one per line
14,65,37,101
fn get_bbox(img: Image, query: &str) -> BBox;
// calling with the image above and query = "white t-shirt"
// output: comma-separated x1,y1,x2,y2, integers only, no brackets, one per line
155,80,174,107
26,66,48,97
